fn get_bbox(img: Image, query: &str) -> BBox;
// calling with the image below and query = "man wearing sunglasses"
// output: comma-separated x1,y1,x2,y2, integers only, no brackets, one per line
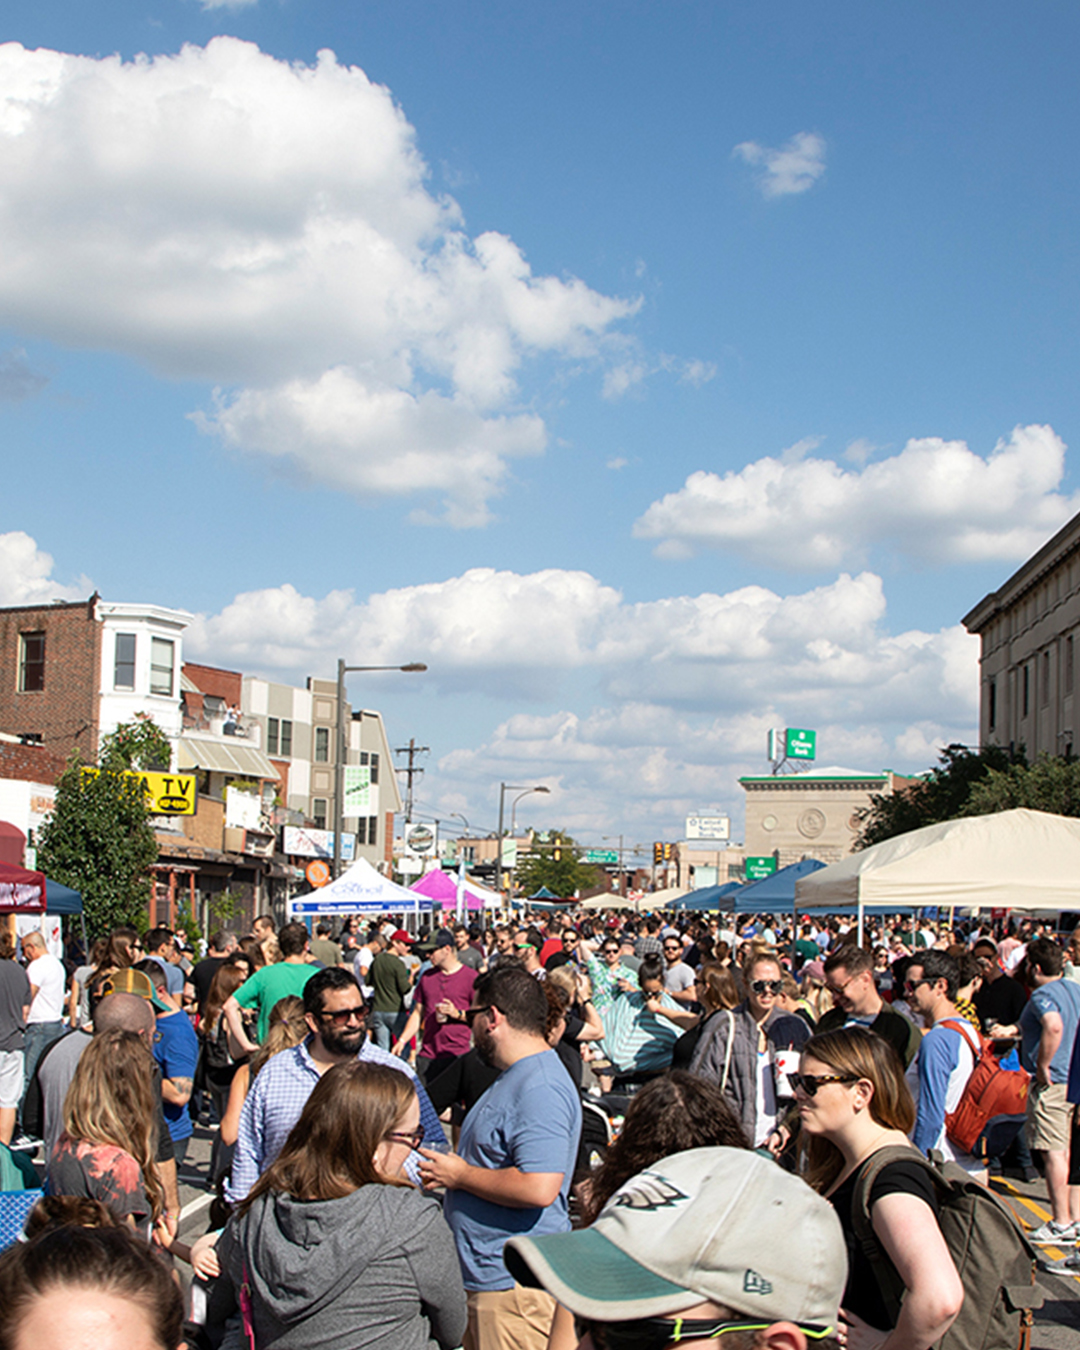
505,1146,845,1350
688,953,810,1147
815,946,920,1068
578,935,639,1013
418,966,581,1350
228,966,444,1203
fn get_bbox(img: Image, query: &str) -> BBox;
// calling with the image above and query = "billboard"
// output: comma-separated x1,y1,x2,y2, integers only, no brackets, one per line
343,765,374,814
685,816,730,841
785,728,816,761
82,766,197,816
282,826,356,862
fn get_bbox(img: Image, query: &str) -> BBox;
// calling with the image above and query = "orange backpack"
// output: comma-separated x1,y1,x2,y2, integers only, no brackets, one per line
940,1018,1030,1161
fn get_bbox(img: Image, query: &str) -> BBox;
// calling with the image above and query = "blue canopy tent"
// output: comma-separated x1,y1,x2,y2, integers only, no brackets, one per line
44,879,83,916
672,881,742,911
732,859,826,914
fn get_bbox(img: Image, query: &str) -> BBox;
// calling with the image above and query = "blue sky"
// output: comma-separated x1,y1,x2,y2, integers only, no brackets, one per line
4,2,1080,847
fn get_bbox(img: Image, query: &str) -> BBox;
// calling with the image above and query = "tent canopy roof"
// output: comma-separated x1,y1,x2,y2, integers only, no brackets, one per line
795,808,1080,910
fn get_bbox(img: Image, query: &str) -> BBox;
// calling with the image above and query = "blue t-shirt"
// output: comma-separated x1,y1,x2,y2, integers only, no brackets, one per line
153,1011,199,1142
443,1048,581,1292
1020,979,1080,1083
146,954,184,999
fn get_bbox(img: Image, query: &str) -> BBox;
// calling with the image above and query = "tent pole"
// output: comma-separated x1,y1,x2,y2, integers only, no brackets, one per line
857,897,864,948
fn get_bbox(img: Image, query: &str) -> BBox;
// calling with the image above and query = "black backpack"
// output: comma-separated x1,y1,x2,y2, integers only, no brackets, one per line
852,1146,1043,1350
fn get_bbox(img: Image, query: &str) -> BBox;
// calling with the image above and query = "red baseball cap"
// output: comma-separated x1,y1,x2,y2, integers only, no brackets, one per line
390,929,414,944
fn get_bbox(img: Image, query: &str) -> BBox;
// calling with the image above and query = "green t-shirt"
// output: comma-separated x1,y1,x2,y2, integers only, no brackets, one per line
369,950,411,1014
234,962,316,1042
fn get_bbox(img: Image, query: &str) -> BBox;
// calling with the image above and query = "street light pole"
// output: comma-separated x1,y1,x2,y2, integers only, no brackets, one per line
332,660,427,879
494,782,549,897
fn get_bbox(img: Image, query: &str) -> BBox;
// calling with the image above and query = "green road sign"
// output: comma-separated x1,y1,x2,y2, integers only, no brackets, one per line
583,849,619,864
785,728,816,760
745,856,778,881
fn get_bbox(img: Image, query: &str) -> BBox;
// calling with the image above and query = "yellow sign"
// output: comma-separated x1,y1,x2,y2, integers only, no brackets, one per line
82,767,198,816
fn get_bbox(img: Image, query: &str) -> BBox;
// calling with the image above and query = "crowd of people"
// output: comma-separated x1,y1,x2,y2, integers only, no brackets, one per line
0,904,1076,1350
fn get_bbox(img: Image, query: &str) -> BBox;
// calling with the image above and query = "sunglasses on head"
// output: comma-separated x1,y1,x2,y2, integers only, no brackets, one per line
750,979,783,995
318,1003,369,1027
790,1072,859,1097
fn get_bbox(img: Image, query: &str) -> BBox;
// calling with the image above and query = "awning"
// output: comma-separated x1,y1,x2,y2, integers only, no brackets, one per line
177,736,280,781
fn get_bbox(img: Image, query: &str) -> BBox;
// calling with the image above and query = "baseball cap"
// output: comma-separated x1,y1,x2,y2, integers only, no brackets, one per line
504,1148,844,1332
433,929,455,949
99,967,169,1013
390,929,414,944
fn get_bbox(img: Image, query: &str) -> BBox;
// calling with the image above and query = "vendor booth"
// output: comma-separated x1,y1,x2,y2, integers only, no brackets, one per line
288,858,421,928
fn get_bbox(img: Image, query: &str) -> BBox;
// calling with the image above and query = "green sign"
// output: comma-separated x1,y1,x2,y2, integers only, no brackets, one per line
343,765,373,811
583,849,619,864
785,728,816,761
745,856,778,881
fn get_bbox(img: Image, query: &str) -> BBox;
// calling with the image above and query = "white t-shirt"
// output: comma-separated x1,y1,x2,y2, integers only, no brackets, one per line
754,1048,778,1146
27,952,66,1023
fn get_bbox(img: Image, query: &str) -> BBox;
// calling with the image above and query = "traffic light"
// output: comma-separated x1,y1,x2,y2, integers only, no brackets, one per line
653,842,664,864
663,843,673,861
553,840,562,861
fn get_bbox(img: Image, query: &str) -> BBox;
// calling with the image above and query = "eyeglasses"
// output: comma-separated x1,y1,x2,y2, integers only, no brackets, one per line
750,979,783,995
317,1004,369,1027
789,1072,859,1097
602,948,620,957
824,973,858,997
904,978,932,995
385,1125,425,1150
464,1005,494,1026
574,1314,787,1350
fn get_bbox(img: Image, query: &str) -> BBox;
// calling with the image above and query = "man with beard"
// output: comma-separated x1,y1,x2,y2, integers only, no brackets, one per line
227,967,444,1203
419,966,581,1350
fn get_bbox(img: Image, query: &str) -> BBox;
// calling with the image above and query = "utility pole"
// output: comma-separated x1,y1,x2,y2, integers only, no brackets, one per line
394,738,429,823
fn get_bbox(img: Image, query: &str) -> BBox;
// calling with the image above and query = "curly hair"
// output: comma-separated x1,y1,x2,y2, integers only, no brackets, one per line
580,1071,749,1223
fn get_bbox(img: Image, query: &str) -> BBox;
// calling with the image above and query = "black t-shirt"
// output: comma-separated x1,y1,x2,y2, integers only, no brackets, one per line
191,956,228,1015
829,1155,939,1330
972,974,1027,1032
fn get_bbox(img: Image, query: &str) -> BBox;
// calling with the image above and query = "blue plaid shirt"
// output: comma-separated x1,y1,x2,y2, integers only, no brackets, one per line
227,1037,445,1202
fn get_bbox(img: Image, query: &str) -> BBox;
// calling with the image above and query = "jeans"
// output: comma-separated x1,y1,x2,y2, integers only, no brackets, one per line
369,1009,405,1052
19,1021,65,1131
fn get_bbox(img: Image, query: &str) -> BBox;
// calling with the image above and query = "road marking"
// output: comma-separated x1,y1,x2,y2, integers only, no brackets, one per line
179,1191,213,1222
994,1178,1077,1268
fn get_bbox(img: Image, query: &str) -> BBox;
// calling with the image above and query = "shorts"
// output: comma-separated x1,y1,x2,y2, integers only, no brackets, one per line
1026,1080,1072,1152
464,1285,556,1350
0,1049,25,1109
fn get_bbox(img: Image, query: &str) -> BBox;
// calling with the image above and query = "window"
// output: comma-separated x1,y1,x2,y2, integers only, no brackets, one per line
114,633,136,689
280,719,293,757
150,638,175,696
368,814,378,844
1022,664,1030,718
370,753,379,784
1042,650,1051,707
988,680,996,732
267,717,279,755
19,633,45,692
356,817,367,845
1067,637,1075,697
359,751,369,765
314,727,330,763
312,798,327,829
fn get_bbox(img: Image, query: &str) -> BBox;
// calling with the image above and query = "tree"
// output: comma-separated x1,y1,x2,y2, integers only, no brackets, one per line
853,743,1026,849
36,716,167,934
513,830,599,899
963,754,1080,817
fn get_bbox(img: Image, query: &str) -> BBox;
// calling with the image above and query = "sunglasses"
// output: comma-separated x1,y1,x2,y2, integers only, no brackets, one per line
574,1315,787,1350
750,979,783,995
464,1005,494,1026
385,1125,425,1150
318,1003,369,1027
789,1072,859,1097
904,978,932,995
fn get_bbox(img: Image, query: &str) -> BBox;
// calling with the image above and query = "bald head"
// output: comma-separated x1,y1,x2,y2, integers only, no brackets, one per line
94,993,155,1038
21,931,45,957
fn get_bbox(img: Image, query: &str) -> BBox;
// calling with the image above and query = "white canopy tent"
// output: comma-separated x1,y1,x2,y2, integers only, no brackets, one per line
288,858,421,922
578,885,689,914
794,808,1080,939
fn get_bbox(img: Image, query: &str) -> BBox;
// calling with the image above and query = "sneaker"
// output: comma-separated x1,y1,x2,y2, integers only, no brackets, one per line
1028,1220,1079,1245
1021,1166,1041,1184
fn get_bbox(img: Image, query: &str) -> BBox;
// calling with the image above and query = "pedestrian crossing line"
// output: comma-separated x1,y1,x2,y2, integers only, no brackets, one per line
994,1179,1078,1272
179,1191,213,1222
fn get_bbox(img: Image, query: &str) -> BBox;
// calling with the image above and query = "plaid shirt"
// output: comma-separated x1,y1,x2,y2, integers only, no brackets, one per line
227,1037,444,1202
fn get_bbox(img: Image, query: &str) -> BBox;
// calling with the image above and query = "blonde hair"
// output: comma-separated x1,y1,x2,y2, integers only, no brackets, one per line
62,1030,164,1219
249,995,307,1080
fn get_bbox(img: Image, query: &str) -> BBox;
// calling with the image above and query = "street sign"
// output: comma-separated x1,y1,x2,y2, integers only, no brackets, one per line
583,849,619,864
405,823,437,855
82,767,197,815
305,860,331,887
745,856,778,881
785,728,816,761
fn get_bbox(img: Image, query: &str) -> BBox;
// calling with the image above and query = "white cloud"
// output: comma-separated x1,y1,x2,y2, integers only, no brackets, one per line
733,131,826,198
0,531,89,605
0,39,638,524
602,352,716,401
606,456,628,471
634,424,1079,570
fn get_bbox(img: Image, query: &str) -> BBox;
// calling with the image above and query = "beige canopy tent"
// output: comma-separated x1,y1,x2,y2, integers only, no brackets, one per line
578,884,689,914
795,809,1080,939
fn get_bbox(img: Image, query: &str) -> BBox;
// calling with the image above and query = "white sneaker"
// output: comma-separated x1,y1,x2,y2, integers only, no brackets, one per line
1028,1220,1078,1244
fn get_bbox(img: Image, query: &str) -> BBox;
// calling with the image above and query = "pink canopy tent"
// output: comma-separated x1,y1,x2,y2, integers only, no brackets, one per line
410,868,499,912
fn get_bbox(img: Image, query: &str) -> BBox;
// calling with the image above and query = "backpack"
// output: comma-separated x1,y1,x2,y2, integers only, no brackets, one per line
939,1019,1029,1162
852,1146,1042,1350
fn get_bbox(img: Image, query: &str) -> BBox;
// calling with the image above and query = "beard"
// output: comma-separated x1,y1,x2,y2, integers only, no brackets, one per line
473,1022,497,1067
320,1021,367,1057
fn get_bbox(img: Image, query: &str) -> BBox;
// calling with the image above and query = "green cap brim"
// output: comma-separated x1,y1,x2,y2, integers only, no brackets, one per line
505,1228,702,1321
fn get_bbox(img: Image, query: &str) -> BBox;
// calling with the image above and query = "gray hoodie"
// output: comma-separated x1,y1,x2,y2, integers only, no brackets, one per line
217,1183,467,1350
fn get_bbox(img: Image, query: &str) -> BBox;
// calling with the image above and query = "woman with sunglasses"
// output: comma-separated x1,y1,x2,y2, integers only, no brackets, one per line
215,1059,466,1350
796,1027,963,1350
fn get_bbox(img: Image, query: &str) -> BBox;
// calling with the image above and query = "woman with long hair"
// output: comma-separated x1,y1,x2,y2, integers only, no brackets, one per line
46,1030,165,1239
215,1060,466,1350
670,961,739,1069
796,1026,962,1350
219,994,307,1156
85,929,141,1021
